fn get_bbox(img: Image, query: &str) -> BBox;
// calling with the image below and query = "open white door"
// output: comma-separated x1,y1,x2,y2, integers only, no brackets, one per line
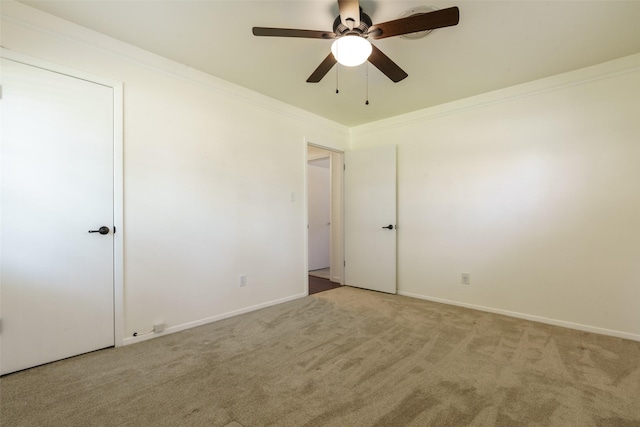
1,59,115,375
344,145,397,294
307,158,331,271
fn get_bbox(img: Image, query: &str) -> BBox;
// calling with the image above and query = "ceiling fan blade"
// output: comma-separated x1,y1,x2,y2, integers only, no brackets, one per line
252,27,335,39
369,6,459,39
368,45,408,83
338,0,360,28
307,53,338,83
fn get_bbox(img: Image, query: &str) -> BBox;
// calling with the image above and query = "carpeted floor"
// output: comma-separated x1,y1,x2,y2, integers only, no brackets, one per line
1,286,639,426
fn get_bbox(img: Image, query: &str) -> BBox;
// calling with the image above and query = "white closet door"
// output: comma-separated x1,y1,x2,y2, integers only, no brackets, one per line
1,59,115,375
344,145,397,294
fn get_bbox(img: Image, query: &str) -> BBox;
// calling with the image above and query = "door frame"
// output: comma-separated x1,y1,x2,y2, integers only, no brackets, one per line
304,138,344,294
1,48,125,347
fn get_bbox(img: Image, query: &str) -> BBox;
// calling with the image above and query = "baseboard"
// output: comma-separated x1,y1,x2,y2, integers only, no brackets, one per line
122,292,307,345
398,291,640,343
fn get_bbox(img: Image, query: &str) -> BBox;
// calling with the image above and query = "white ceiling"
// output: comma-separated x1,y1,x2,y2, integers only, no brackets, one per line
19,0,640,127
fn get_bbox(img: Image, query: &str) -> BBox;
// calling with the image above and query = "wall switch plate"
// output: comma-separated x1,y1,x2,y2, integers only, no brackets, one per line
461,273,470,285
239,274,247,287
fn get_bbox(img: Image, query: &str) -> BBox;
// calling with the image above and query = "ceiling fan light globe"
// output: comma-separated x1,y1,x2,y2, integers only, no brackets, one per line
331,36,372,67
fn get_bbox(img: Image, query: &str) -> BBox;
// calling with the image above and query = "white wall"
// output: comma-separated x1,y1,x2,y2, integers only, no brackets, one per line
4,1,639,344
1,2,349,343
351,54,640,340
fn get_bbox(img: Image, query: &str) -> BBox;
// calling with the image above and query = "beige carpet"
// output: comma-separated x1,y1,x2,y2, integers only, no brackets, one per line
1,287,639,426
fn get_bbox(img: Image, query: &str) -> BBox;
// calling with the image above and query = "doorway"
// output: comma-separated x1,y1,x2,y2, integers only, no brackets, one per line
307,144,343,294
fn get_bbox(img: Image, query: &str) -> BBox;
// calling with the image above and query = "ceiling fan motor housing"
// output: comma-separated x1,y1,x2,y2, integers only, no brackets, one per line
333,11,373,38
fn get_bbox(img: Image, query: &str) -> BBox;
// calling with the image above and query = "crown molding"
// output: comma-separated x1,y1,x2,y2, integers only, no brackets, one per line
1,1,349,138
351,52,640,139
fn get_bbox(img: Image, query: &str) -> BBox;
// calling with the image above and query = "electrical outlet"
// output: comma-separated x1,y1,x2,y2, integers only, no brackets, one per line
153,322,165,333
461,273,470,285
239,274,247,287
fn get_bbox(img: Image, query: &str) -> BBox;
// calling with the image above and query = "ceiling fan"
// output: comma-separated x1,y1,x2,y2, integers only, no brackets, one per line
252,0,460,83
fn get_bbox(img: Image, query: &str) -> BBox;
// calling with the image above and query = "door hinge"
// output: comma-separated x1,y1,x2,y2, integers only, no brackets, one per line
0,85,3,100
344,260,346,267
343,164,346,171
113,226,116,234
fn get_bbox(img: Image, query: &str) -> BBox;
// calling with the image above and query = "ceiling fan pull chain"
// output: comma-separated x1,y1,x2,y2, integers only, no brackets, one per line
365,62,370,105
336,47,340,94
